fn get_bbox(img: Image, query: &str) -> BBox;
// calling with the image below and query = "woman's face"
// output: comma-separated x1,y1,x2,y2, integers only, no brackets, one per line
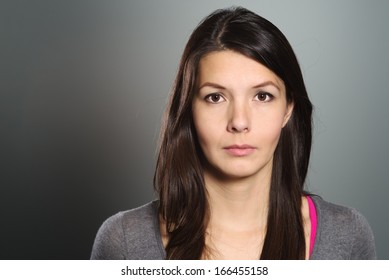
192,50,293,181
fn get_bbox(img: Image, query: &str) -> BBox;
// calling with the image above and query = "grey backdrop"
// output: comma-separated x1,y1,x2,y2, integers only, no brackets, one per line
1,0,388,259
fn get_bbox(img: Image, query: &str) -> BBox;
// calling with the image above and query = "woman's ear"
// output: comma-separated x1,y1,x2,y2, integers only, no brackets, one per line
282,102,294,128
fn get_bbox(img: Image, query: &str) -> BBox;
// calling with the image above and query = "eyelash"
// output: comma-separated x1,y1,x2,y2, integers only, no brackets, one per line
204,92,274,103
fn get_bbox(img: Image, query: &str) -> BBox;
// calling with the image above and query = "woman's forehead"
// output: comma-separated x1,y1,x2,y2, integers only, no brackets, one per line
197,50,285,91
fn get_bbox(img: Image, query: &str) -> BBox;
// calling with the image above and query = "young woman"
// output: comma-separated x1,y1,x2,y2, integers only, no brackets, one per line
91,7,376,260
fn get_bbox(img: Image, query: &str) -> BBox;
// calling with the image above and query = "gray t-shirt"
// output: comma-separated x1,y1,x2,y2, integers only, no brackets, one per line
90,196,376,259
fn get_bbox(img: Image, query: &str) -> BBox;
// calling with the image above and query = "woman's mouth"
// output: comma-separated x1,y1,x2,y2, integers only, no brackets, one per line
223,144,256,156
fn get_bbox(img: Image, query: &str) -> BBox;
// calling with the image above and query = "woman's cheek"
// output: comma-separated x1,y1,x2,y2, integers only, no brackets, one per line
257,115,285,146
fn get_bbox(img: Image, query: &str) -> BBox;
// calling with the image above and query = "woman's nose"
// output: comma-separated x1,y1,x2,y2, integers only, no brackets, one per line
227,102,251,133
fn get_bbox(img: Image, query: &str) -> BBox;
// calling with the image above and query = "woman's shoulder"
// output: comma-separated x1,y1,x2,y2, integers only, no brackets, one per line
117,200,159,228
91,200,165,260
312,196,364,223
311,196,372,231
310,195,376,259
105,200,158,235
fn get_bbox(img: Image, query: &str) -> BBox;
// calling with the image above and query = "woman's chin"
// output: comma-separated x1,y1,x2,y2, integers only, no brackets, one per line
206,166,264,181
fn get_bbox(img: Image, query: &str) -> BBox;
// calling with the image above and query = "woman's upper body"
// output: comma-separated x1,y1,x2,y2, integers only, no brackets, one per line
90,195,376,260
91,7,377,260
152,7,314,259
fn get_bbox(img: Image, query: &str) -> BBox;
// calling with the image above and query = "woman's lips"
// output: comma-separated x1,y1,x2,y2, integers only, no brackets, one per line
223,144,256,156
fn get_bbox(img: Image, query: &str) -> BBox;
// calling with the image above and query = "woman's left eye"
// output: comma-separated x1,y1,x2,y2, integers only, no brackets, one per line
255,92,274,102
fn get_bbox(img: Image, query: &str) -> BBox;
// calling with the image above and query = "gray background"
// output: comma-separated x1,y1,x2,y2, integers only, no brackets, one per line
1,0,388,259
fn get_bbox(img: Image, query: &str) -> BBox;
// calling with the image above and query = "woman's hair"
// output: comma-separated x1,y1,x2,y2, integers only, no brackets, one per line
154,6,313,259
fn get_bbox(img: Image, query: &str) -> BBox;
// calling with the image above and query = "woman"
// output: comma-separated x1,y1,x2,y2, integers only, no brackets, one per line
91,7,376,260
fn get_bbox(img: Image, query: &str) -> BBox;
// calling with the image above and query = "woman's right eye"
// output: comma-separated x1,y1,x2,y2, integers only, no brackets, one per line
204,93,225,103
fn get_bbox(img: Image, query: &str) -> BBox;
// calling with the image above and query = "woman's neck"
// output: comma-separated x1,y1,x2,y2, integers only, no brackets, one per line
202,168,271,259
204,168,271,231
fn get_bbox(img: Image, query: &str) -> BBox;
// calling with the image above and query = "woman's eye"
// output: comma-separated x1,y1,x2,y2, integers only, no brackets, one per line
205,93,225,103
255,92,273,102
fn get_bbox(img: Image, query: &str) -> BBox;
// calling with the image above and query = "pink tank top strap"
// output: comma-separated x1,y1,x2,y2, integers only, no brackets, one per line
306,196,317,257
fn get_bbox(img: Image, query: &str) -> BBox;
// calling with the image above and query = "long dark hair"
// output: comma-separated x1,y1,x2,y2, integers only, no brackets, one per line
154,7,313,259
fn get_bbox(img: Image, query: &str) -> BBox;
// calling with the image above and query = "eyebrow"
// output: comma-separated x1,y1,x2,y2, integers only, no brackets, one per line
198,81,281,91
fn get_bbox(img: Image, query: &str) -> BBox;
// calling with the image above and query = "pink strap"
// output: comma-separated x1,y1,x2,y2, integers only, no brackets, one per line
306,196,317,257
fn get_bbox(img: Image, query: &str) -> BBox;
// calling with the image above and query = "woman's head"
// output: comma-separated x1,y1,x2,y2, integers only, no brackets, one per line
154,6,313,259
192,50,293,182
161,7,312,185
